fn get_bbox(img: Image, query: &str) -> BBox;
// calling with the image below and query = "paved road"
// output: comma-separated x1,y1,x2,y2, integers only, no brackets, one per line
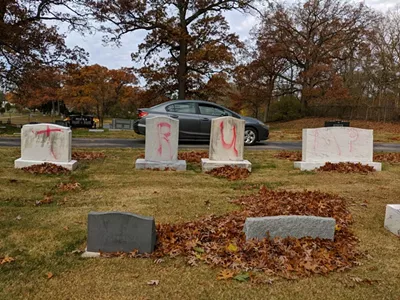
1,137,400,152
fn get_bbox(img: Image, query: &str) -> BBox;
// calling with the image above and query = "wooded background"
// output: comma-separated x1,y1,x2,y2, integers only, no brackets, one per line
1,0,400,124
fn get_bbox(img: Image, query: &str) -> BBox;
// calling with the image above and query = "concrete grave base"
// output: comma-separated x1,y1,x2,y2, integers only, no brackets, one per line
293,161,382,171
81,248,101,258
244,215,336,241
201,158,252,172
135,158,186,171
88,129,105,132
14,158,78,170
384,204,400,237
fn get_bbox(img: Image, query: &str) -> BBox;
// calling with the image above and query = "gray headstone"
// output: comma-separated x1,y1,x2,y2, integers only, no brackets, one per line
244,215,336,241
87,212,156,253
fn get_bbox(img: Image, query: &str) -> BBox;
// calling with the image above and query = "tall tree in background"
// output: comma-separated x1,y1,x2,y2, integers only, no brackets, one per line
89,0,254,99
0,0,88,87
6,66,63,111
259,0,375,111
62,64,138,127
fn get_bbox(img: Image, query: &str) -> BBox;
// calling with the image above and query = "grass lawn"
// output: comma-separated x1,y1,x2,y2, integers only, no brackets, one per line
0,148,399,299
269,118,400,143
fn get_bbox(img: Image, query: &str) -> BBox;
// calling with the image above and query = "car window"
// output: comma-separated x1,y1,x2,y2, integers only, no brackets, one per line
166,103,196,114
198,104,232,117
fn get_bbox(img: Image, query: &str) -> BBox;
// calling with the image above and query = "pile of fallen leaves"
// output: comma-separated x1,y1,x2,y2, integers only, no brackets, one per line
137,151,208,165
206,166,250,181
72,151,105,161
317,162,375,174
178,151,208,164
152,187,359,278
57,182,81,192
274,151,302,161
374,152,400,163
22,163,70,175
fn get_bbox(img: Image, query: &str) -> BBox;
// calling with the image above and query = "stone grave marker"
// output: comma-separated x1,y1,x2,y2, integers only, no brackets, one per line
384,204,400,237
135,116,186,170
14,123,78,170
201,116,251,172
244,215,336,241
294,127,381,171
86,212,157,254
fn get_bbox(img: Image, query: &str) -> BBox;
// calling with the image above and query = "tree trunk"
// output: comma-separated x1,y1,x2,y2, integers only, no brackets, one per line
178,4,188,99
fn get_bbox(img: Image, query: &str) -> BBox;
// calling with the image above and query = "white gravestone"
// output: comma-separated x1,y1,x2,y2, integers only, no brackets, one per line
135,116,186,170
384,204,400,237
201,116,251,172
14,123,78,170
294,127,381,171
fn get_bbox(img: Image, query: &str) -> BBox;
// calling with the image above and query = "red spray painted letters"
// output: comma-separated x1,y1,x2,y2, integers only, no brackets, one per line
220,121,238,157
157,122,172,159
35,125,63,159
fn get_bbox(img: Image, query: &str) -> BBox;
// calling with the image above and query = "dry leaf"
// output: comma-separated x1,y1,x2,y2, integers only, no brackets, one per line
146,280,159,286
0,256,15,264
217,269,235,280
226,243,238,253
47,272,53,279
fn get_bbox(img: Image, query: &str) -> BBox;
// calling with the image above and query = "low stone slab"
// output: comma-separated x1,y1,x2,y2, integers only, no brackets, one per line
384,204,400,237
87,212,156,254
201,158,251,172
14,158,78,170
244,215,336,241
89,129,105,132
135,159,186,171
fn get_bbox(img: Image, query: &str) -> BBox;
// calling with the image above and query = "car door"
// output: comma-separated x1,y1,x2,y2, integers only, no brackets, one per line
165,102,202,140
198,103,232,139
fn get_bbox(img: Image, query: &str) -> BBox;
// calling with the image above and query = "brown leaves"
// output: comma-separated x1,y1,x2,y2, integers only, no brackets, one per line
274,151,302,161
217,269,235,280
47,272,54,279
206,166,250,181
57,182,81,192
178,151,208,164
374,152,400,163
35,195,54,206
72,152,105,161
154,187,359,277
137,151,208,165
317,162,375,174
0,256,15,265
22,163,70,175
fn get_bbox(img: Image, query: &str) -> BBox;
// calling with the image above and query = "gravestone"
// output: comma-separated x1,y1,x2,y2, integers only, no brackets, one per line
384,204,400,237
14,123,78,170
201,116,251,172
86,212,156,254
244,215,336,241
135,116,186,170
294,127,381,171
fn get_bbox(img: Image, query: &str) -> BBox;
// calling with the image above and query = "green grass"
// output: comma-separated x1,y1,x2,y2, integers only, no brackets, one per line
0,148,399,299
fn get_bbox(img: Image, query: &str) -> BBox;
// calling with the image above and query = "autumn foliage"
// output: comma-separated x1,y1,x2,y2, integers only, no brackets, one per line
317,162,375,174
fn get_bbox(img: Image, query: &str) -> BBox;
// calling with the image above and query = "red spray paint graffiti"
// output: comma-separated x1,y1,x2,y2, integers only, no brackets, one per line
347,128,359,152
157,122,172,159
220,121,238,157
35,125,62,159
312,128,341,156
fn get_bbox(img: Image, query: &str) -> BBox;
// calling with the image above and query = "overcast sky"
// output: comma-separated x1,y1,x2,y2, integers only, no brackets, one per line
63,0,398,70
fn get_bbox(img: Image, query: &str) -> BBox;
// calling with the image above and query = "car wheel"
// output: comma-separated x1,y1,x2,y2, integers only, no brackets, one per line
244,127,257,146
